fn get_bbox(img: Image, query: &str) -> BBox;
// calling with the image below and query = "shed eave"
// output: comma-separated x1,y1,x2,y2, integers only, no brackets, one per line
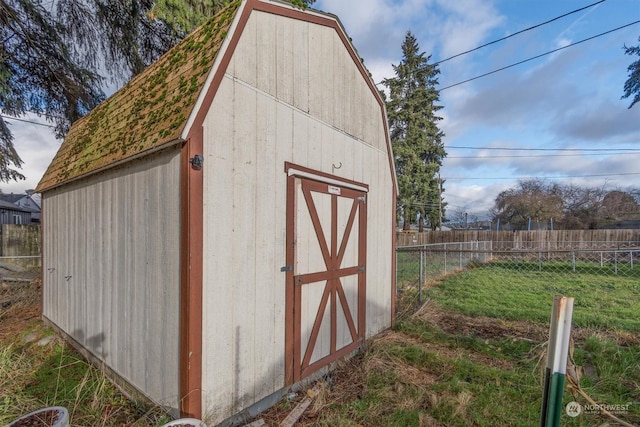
36,138,184,193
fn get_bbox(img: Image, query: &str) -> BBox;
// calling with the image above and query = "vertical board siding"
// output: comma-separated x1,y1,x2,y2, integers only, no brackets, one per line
232,78,258,411
201,10,394,424
292,19,310,113
275,16,294,105
256,12,276,95
202,77,235,415
42,148,182,411
233,11,258,88
369,164,393,333
0,209,31,225
254,89,281,396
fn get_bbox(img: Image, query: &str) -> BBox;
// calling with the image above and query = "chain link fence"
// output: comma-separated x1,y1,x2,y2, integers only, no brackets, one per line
396,241,640,316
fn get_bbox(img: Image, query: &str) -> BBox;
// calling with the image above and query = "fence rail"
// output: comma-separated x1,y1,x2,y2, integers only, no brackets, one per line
395,240,640,316
396,230,640,248
0,255,41,274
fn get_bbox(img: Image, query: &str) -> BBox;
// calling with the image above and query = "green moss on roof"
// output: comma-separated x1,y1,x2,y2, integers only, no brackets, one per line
36,0,242,192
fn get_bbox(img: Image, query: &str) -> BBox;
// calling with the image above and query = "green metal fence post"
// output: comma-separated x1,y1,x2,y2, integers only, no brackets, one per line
540,296,574,427
419,248,423,303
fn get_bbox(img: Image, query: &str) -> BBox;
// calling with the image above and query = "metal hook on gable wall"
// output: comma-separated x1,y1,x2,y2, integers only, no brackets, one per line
332,162,342,174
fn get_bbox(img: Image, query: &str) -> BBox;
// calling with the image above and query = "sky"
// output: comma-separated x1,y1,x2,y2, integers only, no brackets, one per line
314,0,640,221
3,0,640,223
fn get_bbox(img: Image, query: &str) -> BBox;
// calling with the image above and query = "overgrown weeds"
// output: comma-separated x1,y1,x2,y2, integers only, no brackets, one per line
0,279,173,426
259,262,639,426
259,303,638,426
3,265,639,426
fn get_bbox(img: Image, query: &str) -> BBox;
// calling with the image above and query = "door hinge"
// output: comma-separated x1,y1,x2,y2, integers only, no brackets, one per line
357,196,366,202
281,265,293,272
358,266,365,272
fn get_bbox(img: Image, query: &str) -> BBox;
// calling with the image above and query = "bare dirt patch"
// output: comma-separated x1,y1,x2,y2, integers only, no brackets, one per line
415,303,548,343
415,302,640,348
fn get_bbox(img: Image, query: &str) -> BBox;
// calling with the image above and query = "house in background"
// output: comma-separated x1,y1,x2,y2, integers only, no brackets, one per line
0,190,41,223
0,200,36,224
36,0,396,424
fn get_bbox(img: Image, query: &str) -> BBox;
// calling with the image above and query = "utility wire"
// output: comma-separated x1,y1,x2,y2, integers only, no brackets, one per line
439,20,640,91
446,145,640,152
447,172,640,180
377,0,610,87
432,0,607,66
448,152,640,159
0,114,56,128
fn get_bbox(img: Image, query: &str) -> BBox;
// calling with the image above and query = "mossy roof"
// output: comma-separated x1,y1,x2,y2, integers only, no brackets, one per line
36,0,242,192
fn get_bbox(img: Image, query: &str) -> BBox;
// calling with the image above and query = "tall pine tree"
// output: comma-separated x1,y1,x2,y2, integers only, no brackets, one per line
383,32,446,231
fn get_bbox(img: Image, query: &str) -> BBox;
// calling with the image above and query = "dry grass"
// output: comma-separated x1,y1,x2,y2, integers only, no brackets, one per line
253,300,639,426
0,279,42,337
0,277,173,427
3,272,638,426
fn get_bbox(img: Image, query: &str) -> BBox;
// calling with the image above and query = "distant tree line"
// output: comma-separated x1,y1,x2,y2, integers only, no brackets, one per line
490,179,640,230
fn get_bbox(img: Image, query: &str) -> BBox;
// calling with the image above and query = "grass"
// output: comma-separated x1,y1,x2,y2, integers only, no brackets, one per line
426,260,640,331
3,261,639,426
0,280,173,427
277,303,639,426
258,257,640,426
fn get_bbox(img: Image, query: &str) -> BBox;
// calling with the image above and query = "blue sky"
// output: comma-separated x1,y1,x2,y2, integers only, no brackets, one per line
316,0,640,220
4,0,640,223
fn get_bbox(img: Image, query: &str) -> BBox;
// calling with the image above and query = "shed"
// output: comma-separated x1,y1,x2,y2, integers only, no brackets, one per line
36,0,397,423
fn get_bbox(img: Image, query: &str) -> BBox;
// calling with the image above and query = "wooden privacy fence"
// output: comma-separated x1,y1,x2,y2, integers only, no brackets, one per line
0,224,41,270
397,229,640,249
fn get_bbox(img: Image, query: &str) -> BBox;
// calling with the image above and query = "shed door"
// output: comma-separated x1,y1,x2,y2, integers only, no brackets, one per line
285,174,367,384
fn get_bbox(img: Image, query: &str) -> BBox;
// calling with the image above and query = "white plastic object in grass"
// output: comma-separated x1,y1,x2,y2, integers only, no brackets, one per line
161,418,207,427
8,406,69,427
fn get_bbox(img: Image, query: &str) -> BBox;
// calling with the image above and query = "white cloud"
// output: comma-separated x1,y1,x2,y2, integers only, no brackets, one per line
444,181,511,217
432,0,504,59
1,115,59,194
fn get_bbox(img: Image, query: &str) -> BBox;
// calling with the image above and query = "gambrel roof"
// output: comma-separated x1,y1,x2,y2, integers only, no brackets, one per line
36,1,242,192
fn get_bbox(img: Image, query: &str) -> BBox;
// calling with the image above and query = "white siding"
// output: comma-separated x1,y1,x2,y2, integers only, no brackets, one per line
42,147,182,412
202,10,394,423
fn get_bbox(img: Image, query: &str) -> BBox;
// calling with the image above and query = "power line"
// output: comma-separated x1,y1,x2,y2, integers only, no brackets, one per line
432,0,607,66
439,20,640,91
446,172,640,180
447,152,640,159
0,114,56,129
446,145,640,152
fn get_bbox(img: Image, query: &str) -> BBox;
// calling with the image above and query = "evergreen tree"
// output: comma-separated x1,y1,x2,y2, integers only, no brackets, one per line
1,0,180,182
0,0,315,183
622,36,640,109
382,31,446,231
